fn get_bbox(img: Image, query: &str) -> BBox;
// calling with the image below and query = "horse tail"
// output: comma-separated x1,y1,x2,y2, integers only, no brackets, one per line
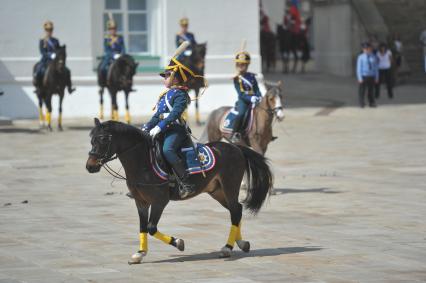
238,145,273,214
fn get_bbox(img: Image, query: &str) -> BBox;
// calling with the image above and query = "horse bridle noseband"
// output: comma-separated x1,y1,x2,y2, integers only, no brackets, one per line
89,133,169,186
257,87,284,118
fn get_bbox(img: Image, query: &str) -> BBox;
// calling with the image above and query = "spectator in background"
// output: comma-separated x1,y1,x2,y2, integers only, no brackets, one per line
357,42,379,108
375,43,394,99
420,28,426,73
392,33,403,69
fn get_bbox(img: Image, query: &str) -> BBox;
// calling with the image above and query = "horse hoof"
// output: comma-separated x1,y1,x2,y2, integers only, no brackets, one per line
236,240,250,253
58,126,63,131
219,246,232,258
47,126,53,132
128,251,146,265
175,238,185,251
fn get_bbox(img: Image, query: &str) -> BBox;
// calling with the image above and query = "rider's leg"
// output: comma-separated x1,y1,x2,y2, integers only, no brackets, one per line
162,128,195,198
231,100,248,142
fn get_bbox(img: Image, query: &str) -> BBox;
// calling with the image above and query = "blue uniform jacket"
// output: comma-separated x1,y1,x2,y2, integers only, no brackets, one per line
104,35,125,60
356,53,379,81
146,88,190,132
175,32,196,47
233,72,262,104
39,37,60,62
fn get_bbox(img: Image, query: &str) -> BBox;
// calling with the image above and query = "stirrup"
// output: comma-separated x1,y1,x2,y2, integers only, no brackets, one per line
230,132,241,143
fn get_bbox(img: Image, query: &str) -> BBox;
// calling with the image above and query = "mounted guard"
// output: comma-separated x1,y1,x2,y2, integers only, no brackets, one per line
142,41,206,198
99,15,126,87
33,21,74,95
176,17,197,57
230,42,262,143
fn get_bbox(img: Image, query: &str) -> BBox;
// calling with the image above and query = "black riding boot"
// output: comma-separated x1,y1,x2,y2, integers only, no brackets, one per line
171,160,195,198
230,116,243,143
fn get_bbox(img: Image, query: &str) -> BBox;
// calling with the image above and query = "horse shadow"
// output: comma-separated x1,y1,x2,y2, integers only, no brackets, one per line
272,187,341,195
149,246,322,264
0,128,42,134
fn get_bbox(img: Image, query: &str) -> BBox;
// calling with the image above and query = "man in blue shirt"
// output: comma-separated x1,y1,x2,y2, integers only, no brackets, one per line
356,42,379,108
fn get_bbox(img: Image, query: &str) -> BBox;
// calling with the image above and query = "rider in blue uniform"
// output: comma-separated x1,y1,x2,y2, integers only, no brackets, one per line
175,17,197,58
100,19,126,82
231,51,262,142
33,21,74,93
143,42,206,198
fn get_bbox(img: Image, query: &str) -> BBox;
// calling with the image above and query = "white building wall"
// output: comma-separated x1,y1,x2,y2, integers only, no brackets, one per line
0,0,263,119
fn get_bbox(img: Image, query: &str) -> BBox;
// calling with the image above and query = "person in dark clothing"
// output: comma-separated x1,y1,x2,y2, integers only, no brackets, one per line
375,43,394,99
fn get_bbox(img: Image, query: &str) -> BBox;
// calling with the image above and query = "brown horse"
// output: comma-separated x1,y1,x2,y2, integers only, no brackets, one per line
201,81,285,155
86,119,273,263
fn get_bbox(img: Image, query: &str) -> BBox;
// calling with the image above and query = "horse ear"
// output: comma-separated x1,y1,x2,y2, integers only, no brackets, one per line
94,118,101,127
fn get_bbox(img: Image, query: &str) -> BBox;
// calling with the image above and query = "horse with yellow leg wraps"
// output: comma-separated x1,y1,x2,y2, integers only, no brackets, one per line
86,118,273,263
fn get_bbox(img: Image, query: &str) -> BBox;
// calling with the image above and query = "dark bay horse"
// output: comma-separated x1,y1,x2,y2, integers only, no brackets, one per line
97,55,138,123
201,81,285,156
33,45,73,131
180,43,207,125
260,30,276,73
86,119,273,263
277,25,310,73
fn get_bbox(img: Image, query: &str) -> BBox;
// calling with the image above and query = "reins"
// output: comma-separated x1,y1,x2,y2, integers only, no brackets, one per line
94,138,169,187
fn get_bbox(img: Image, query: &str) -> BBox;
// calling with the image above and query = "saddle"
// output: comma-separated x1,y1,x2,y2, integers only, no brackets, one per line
151,139,216,181
220,107,254,135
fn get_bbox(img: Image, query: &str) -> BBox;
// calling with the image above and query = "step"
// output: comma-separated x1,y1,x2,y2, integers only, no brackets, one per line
0,117,12,126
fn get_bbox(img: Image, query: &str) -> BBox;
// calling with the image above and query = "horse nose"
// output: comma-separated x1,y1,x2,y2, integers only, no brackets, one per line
277,110,285,121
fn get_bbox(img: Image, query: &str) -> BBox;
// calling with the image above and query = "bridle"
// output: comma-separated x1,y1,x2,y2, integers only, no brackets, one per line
256,86,284,119
88,133,168,186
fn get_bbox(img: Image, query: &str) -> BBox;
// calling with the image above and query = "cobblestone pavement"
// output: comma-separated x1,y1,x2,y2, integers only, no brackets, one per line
0,74,425,282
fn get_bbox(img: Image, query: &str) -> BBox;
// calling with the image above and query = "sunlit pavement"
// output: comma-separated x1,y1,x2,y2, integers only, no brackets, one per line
0,73,425,282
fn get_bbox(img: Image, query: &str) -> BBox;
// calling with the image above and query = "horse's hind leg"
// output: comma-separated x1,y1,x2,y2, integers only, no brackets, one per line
44,94,53,131
124,91,131,124
99,87,104,120
37,93,45,128
58,92,64,131
213,175,249,258
194,89,202,126
147,203,185,252
109,89,118,121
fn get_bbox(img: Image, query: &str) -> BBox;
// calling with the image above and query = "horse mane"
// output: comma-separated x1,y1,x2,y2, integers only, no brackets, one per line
95,121,150,143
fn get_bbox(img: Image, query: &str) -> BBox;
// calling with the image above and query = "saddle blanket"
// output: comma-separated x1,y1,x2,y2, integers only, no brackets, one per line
220,108,254,134
151,143,216,180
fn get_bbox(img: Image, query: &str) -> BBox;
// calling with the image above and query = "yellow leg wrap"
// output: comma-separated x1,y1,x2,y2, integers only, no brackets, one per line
195,111,200,123
58,113,62,126
153,231,172,244
38,107,45,122
139,232,148,252
236,222,242,241
46,112,52,125
99,105,104,120
226,225,239,247
125,110,131,124
113,110,119,121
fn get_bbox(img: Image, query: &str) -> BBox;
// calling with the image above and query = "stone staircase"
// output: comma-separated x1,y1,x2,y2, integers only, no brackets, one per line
373,0,426,82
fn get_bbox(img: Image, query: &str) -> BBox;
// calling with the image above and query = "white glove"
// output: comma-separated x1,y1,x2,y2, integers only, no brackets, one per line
251,96,260,104
50,53,56,60
149,126,161,138
113,54,121,60
183,50,192,56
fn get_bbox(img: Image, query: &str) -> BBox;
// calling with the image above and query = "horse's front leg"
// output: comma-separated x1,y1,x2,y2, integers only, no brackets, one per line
44,93,53,131
58,92,64,131
124,91,131,124
37,92,45,128
148,203,185,252
129,201,149,264
110,89,118,121
99,87,104,120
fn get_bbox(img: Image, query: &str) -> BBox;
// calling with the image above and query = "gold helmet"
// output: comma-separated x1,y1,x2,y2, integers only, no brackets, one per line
235,51,251,64
180,17,189,26
44,21,54,30
107,19,117,30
